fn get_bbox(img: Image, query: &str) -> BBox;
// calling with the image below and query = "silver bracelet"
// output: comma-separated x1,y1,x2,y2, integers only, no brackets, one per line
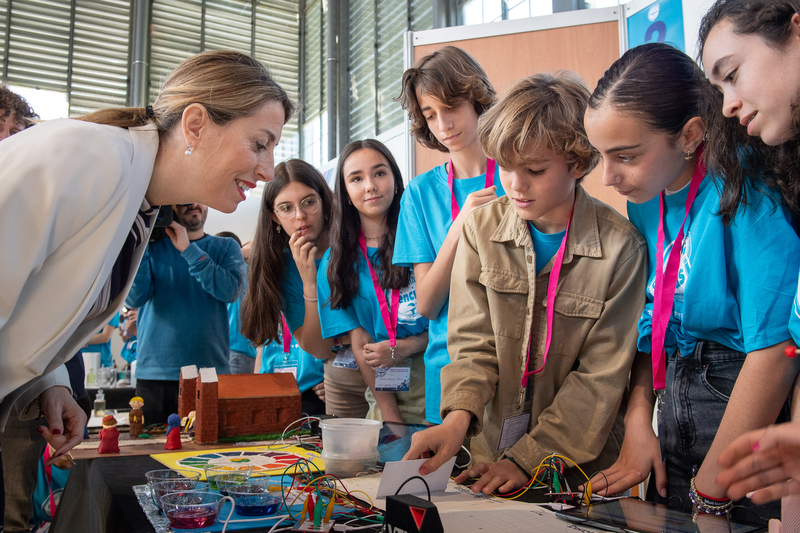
390,346,396,362
303,295,317,302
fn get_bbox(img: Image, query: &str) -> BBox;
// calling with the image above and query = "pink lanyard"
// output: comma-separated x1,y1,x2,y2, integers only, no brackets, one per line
651,151,706,392
358,230,400,349
520,204,574,387
448,158,496,220
280,313,291,356
44,446,56,520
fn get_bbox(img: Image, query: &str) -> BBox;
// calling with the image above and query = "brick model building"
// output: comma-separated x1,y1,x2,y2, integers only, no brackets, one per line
179,365,302,444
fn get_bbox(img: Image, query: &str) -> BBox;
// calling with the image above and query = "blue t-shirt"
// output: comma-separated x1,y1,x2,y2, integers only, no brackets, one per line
318,247,428,348
228,265,257,357
126,234,246,380
392,161,504,422
528,222,565,275
628,176,800,356
789,271,800,346
82,313,120,367
258,252,324,393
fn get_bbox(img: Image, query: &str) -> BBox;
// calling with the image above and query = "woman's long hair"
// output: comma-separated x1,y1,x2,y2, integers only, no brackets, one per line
698,0,800,222
78,50,294,135
327,139,409,311
241,159,332,346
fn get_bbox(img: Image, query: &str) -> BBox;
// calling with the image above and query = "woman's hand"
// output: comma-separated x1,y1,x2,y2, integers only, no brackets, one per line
38,386,87,466
288,230,318,288
454,459,529,495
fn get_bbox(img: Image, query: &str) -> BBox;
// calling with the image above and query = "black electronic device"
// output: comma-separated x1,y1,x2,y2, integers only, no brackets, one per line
383,494,443,533
149,205,173,242
555,499,765,533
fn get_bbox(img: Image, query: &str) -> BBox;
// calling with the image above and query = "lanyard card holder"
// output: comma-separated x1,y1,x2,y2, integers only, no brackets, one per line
375,360,411,392
497,401,532,451
332,345,359,369
274,358,299,379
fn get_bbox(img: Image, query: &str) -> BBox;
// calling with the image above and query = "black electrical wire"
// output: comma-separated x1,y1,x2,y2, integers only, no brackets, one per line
394,476,431,501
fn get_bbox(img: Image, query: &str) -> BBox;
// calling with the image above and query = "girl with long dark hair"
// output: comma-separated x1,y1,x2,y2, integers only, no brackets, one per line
318,140,428,424
582,42,800,523
697,1,800,507
241,160,367,417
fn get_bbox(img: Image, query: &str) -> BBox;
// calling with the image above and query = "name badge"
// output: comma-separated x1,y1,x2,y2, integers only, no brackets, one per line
497,402,532,450
332,346,359,369
274,360,298,379
374,361,411,392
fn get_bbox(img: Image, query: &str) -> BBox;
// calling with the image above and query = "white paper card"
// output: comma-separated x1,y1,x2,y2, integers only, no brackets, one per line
376,456,457,498
497,412,531,450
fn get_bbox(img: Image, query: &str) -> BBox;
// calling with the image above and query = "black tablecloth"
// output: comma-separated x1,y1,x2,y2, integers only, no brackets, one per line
50,455,158,533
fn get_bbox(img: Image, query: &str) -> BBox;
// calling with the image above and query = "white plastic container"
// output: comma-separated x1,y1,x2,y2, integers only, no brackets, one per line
319,418,381,455
321,451,380,478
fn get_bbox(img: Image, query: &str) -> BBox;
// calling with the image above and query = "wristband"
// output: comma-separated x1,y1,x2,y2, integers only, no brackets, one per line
689,477,732,515
303,294,317,302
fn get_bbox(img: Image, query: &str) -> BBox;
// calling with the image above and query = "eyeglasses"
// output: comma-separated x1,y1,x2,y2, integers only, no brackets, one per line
274,196,321,219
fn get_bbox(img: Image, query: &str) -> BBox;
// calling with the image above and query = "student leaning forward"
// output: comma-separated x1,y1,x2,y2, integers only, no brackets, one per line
404,72,646,496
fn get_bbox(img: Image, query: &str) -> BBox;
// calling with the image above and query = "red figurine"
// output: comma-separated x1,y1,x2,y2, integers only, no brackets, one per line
97,415,120,454
164,413,182,450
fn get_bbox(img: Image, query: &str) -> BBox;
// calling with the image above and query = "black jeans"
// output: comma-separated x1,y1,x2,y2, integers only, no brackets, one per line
653,340,790,524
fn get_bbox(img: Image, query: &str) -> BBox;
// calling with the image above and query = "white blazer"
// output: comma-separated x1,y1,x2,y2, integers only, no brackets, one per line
0,119,159,425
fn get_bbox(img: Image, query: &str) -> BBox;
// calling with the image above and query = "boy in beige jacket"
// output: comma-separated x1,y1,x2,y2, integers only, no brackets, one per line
404,72,646,495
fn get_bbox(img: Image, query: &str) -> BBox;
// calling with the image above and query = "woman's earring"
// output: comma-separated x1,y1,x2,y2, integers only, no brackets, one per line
394,187,398,194
185,144,193,156
684,150,693,160
348,199,352,205
277,225,281,234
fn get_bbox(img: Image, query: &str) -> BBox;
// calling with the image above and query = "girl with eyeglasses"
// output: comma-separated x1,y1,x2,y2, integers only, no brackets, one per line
318,140,428,424
242,159,368,417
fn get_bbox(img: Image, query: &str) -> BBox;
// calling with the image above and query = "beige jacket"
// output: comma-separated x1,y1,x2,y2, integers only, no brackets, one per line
442,186,646,475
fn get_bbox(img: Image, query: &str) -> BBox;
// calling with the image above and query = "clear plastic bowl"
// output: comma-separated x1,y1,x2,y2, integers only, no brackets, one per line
214,471,267,496
226,484,283,516
203,464,254,491
144,469,201,507
321,451,380,478
159,491,224,529
151,479,205,510
319,418,382,455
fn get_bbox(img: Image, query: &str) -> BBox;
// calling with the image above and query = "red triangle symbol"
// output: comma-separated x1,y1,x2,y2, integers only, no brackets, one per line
410,506,426,530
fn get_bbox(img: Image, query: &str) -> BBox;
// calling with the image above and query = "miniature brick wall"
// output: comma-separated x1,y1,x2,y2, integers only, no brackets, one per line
178,374,196,419
188,372,301,443
217,395,301,438
194,380,219,444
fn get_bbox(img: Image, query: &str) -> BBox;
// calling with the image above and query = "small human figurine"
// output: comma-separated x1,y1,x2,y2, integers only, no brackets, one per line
181,410,196,437
97,415,120,454
128,396,144,438
164,413,182,450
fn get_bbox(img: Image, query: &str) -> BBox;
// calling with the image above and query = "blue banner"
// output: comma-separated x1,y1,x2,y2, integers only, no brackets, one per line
627,0,685,52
